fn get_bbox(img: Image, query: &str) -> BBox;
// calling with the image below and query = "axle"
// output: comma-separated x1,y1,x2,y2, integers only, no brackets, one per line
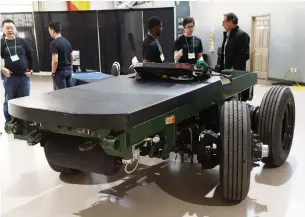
248,104,260,133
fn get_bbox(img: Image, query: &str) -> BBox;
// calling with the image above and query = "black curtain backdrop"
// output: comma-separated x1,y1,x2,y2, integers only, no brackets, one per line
34,7,174,73
98,11,120,73
0,13,39,72
34,11,99,72
98,10,144,73
143,8,175,63
116,10,143,73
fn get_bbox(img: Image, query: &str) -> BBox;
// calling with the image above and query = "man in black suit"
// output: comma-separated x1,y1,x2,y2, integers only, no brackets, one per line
221,13,252,100
221,13,250,71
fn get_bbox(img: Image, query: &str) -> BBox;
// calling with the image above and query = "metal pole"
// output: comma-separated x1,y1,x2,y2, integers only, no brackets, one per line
96,10,102,73
32,1,40,73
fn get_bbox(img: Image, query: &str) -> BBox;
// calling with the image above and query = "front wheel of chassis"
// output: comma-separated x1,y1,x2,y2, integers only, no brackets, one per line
220,101,252,201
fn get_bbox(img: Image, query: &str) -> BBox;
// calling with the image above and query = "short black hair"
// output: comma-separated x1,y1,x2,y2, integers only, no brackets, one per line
183,17,195,27
48,22,61,33
147,16,162,30
224,13,238,25
2,19,15,27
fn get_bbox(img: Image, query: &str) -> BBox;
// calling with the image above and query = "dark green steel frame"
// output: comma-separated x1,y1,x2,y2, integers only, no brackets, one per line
10,70,257,160
102,71,257,159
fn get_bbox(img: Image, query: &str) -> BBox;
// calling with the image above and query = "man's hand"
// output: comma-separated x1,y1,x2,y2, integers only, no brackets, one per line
51,53,58,75
174,49,183,61
25,70,32,77
2,68,11,78
178,49,183,57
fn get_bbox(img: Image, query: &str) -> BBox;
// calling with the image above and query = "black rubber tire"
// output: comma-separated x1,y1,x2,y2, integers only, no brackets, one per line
43,133,122,176
220,101,252,201
44,147,79,174
47,159,78,174
258,86,295,167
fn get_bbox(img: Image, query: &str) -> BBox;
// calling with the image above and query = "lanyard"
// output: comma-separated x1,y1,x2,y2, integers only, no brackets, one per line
184,36,194,53
148,32,163,53
5,37,17,57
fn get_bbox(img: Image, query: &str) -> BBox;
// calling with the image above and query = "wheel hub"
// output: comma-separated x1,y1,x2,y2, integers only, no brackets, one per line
252,133,269,163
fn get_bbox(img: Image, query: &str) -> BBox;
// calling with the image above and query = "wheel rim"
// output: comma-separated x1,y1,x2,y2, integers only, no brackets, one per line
281,101,294,152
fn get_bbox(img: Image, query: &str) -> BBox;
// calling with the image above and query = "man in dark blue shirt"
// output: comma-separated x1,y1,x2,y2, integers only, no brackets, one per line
1,19,33,124
48,22,73,90
142,16,164,63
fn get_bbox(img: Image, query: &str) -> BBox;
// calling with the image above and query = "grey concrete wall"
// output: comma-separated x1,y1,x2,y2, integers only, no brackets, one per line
190,1,305,82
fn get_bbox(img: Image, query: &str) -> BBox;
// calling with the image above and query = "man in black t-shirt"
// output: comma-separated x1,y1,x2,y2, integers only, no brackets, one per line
174,17,203,64
48,22,73,90
142,16,164,63
1,19,33,124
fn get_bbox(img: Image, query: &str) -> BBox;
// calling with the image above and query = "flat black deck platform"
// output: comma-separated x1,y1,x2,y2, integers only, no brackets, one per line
8,75,223,130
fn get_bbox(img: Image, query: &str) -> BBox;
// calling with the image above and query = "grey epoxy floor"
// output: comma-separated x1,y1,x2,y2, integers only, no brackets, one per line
1,76,305,217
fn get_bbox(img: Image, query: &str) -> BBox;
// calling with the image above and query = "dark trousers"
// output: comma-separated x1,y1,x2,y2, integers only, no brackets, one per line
3,76,30,124
52,67,72,90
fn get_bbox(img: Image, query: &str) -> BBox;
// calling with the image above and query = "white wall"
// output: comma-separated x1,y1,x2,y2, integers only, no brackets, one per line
91,1,114,10
43,1,114,11
0,1,116,12
43,1,67,11
0,1,174,13
190,1,305,82
0,2,33,13
131,1,175,8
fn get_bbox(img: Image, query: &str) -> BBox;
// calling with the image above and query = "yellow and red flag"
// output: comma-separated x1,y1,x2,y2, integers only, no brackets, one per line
67,1,91,11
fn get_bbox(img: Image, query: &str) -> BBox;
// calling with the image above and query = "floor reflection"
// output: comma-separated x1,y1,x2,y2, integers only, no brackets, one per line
73,160,269,217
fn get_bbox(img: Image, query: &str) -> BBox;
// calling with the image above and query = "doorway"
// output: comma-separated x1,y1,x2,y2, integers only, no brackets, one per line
250,14,271,80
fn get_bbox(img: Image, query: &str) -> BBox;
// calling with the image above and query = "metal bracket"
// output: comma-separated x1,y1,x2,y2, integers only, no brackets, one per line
122,145,140,174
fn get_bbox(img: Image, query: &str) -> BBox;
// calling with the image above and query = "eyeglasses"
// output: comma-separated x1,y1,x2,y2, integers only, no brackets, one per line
185,25,194,29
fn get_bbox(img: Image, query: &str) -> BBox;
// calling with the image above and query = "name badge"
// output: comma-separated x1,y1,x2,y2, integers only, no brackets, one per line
188,53,195,59
160,54,165,62
11,55,19,62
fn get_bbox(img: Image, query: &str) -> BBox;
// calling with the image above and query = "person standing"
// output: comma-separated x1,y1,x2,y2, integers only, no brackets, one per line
221,13,250,71
48,22,73,90
142,16,164,63
1,19,33,124
221,12,252,100
174,17,203,64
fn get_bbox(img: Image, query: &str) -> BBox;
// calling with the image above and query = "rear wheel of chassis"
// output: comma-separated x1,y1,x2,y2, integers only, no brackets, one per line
220,101,252,201
44,135,80,174
43,133,122,176
257,86,295,167
46,158,79,174
44,147,79,174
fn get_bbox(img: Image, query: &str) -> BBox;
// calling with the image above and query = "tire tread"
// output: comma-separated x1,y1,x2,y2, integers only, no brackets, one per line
220,101,251,201
258,86,295,167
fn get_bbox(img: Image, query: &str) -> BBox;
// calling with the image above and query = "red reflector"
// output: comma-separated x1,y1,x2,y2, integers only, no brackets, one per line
77,128,91,135
175,64,191,69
